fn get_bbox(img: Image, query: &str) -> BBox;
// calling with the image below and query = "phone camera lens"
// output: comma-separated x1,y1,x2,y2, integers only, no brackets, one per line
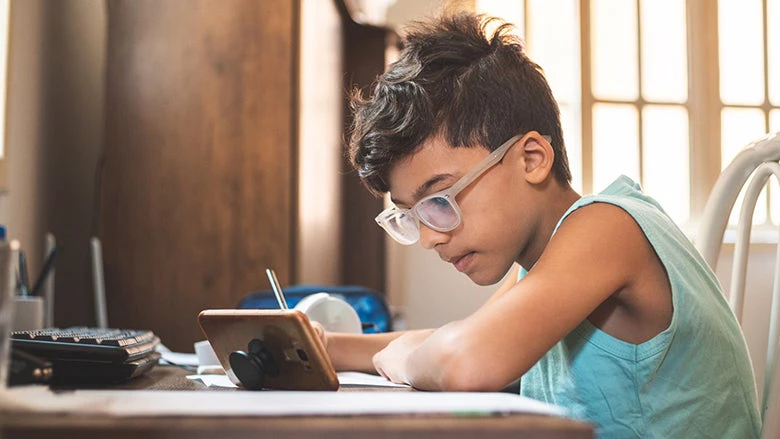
296,349,309,362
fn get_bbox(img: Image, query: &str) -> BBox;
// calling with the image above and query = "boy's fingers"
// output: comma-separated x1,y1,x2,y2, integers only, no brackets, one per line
311,321,327,346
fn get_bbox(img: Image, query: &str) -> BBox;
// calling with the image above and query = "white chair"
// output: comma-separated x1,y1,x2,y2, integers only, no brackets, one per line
696,131,780,438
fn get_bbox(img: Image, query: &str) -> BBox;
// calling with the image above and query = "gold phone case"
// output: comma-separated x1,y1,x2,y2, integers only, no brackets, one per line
198,309,339,391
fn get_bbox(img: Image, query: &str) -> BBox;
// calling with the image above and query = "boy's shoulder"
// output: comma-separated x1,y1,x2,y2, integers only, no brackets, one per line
544,186,666,287
551,200,649,258
533,200,675,343
552,176,672,247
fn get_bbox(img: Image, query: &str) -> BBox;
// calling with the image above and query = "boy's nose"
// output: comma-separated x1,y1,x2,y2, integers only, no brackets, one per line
418,224,450,249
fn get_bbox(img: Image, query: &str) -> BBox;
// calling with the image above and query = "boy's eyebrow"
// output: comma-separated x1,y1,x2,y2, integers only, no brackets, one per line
391,174,454,206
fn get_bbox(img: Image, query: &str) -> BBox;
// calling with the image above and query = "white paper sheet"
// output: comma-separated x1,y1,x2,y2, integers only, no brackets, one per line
159,351,199,367
186,371,410,389
187,374,236,388
336,371,409,388
0,386,567,418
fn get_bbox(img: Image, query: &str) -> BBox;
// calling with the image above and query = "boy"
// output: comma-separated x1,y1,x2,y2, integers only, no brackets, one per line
321,12,760,438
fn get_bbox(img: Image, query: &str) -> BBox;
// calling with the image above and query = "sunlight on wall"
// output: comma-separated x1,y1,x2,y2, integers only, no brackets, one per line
297,0,343,284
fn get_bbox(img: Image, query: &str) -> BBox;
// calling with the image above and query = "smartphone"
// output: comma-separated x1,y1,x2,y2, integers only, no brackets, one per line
198,309,339,391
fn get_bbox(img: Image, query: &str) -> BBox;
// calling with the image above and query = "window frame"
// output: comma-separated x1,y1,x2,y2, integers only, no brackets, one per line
574,0,777,228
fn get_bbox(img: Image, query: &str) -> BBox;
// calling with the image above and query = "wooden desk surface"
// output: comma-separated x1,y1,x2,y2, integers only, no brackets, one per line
0,366,594,439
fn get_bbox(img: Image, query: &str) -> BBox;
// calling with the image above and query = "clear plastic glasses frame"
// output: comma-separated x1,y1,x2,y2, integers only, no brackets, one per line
375,133,528,245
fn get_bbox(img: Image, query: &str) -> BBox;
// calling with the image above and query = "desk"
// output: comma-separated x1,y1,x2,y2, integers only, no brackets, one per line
0,366,594,439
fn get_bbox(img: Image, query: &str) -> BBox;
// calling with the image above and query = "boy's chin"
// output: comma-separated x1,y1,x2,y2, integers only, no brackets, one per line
464,269,503,286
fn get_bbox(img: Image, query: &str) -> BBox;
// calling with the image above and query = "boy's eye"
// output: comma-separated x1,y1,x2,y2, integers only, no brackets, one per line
429,196,450,207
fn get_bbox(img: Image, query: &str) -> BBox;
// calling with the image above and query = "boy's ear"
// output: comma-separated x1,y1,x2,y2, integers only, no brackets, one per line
519,132,554,184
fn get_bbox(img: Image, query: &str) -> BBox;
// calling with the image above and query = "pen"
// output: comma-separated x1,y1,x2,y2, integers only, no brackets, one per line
30,246,58,297
265,268,288,310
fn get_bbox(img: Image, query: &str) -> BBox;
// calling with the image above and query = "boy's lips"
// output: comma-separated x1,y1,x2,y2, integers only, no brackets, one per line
450,252,475,272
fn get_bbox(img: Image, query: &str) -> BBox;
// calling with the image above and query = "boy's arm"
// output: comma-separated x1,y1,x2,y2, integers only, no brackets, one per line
376,203,651,390
323,329,434,373
324,264,523,374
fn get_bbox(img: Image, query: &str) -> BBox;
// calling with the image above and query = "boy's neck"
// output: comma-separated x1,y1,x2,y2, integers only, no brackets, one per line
516,184,581,270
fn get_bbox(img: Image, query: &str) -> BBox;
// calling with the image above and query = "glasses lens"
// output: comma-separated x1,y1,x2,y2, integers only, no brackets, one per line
416,196,460,231
381,211,419,245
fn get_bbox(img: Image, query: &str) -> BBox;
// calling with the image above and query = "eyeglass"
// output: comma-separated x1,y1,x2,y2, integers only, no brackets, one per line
375,133,529,245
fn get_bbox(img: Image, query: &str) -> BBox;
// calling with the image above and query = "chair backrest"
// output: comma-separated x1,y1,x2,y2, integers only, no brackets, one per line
695,131,780,437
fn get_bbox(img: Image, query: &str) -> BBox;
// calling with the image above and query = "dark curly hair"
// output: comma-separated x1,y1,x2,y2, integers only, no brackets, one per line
347,12,571,196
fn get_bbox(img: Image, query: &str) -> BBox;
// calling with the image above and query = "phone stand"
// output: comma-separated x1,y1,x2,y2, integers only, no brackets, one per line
229,339,279,390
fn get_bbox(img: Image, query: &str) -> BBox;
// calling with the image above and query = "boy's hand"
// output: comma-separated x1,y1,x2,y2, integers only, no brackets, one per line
311,321,328,350
372,330,431,385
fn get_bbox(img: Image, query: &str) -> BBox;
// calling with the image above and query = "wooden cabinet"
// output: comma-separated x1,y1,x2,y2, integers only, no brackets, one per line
101,0,387,351
102,0,299,350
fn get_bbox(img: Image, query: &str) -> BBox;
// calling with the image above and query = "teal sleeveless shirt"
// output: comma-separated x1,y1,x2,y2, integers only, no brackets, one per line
519,176,761,438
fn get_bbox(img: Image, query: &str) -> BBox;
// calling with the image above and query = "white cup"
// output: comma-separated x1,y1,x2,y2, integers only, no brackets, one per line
12,296,45,331
294,293,362,334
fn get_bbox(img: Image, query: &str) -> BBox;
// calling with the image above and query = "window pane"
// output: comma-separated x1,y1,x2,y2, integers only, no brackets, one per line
642,105,690,224
770,0,780,105
722,108,769,165
591,0,639,101
592,103,639,192
772,109,780,131
527,0,579,103
640,0,687,103
722,107,767,224
718,0,765,105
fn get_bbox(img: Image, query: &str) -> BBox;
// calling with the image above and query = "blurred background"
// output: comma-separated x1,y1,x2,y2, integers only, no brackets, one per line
0,0,775,383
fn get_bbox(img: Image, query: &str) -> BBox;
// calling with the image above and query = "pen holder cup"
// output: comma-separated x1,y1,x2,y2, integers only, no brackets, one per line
12,296,44,331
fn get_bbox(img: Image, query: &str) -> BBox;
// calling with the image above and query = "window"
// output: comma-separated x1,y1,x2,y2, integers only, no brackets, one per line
525,0,582,194
719,0,780,226
478,0,780,230
587,0,690,225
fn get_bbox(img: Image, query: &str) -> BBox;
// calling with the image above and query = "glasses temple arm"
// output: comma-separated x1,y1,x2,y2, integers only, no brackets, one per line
447,133,526,195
